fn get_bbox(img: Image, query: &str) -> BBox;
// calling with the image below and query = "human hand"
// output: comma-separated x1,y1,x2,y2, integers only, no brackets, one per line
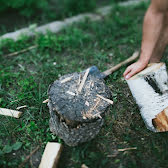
123,60,148,80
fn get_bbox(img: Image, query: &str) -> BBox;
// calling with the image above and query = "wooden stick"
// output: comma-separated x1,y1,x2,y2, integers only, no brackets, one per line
97,94,113,105
39,142,63,168
102,51,139,77
16,105,27,110
60,76,73,84
43,99,49,104
4,45,37,57
18,146,40,168
0,108,22,118
118,147,137,152
78,68,90,93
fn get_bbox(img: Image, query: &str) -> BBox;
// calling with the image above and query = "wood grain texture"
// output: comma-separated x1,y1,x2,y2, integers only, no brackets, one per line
39,142,63,168
152,107,168,132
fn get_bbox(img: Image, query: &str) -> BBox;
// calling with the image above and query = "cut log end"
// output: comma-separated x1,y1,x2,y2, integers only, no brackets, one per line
152,107,168,132
128,63,164,80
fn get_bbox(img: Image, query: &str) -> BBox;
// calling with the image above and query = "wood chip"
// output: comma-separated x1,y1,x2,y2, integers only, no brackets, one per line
39,142,63,168
67,91,76,96
81,164,89,168
43,99,49,103
118,147,137,152
83,98,101,119
85,101,89,106
78,68,90,93
16,105,27,110
60,76,73,84
97,94,113,105
78,74,81,85
0,108,22,118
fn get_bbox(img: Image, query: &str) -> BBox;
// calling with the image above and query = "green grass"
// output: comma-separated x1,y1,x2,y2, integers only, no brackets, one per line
1,2,168,168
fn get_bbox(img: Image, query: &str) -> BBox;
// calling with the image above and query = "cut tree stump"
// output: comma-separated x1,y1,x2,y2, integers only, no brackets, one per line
48,71,112,146
127,63,168,132
39,142,62,168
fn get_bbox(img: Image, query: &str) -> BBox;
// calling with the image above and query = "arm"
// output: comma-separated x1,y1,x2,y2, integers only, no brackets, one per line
123,0,168,79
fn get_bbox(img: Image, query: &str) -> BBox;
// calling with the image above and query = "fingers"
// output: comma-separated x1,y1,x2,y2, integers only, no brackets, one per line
125,70,135,79
123,66,132,78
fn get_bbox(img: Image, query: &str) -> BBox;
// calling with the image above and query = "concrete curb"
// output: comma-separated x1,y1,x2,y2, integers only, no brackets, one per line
0,0,146,41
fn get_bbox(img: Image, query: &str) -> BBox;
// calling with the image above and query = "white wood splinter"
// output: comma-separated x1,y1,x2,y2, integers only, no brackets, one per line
127,63,168,132
0,108,22,118
39,142,63,168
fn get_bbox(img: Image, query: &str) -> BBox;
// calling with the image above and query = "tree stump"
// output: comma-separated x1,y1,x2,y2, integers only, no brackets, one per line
48,70,112,146
127,63,168,132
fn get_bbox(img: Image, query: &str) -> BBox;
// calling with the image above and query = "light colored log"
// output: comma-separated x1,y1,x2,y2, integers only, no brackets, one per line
127,63,168,132
0,108,22,118
39,142,63,168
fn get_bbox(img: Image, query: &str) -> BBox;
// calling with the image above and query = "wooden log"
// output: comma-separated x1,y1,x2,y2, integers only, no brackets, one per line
39,142,63,168
127,63,168,132
0,108,22,118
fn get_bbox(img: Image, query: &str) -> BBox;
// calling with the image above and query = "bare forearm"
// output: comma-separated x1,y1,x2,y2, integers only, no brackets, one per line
139,5,164,64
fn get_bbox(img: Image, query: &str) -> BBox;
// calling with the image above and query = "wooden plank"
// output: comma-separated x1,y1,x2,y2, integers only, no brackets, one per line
0,108,22,118
39,142,63,168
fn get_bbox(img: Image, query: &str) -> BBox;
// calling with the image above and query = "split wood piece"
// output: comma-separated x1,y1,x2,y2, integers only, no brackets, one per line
127,63,168,132
81,164,89,168
39,142,63,168
118,147,137,152
60,76,73,84
4,45,37,57
18,145,40,168
0,108,22,118
16,105,27,110
102,51,139,77
67,91,76,96
78,68,90,93
152,106,168,132
83,98,101,119
97,94,113,105
43,99,49,104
